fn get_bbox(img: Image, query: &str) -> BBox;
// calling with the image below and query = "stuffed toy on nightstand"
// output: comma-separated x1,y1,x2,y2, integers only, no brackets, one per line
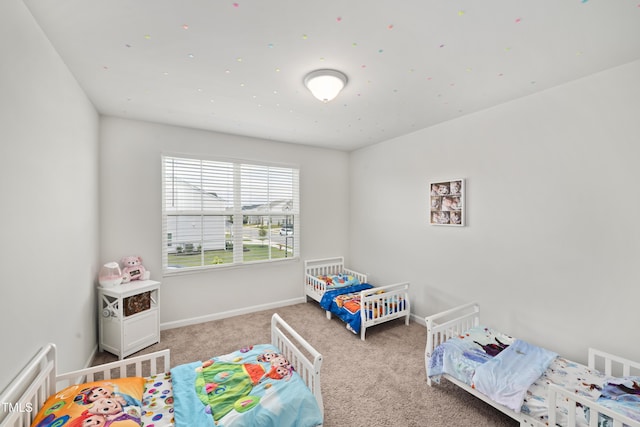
120,255,151,283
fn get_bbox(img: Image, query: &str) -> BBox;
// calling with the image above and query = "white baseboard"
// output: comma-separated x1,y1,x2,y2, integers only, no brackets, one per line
410,312,427,327
86,345,97,367
160,297,306,330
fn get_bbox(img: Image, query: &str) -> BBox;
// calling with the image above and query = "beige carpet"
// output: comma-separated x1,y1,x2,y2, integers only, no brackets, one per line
93,302,518,427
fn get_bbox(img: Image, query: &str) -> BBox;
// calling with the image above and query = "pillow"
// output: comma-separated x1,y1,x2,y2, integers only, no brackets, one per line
318,274,360,288
31,377,145,427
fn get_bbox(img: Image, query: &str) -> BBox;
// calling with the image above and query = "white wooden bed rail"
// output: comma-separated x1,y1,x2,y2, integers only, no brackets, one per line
548,349,640,427
304,256,367,302
271,313,324,416
548,383,640,427
547,348,640,427
360,281,411,340
0,344,56,427
0,345,170,427
56,348,171,389
588,348,640,377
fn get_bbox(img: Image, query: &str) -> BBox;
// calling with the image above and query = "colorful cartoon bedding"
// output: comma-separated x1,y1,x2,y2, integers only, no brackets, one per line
427,325,640,426
319,283,373,334
318,283,408,335
170,344,322,427
30,377,146,427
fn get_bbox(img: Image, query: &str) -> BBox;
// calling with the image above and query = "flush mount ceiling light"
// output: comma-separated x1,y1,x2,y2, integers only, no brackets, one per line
304,69,348,103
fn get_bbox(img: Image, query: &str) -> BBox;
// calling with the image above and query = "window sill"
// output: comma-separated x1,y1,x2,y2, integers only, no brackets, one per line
162,256,300,277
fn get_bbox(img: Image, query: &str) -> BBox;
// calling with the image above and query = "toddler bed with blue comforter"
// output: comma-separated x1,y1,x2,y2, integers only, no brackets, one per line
304,257,411,340
425,303,640,427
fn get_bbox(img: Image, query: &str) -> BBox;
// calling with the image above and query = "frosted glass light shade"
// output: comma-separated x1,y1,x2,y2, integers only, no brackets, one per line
304,69,347,103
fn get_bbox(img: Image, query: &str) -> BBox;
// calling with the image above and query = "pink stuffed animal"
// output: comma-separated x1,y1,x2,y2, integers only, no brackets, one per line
120,255,150,283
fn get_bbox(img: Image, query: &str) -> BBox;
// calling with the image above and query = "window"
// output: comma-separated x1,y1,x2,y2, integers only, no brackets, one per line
162,155,299,273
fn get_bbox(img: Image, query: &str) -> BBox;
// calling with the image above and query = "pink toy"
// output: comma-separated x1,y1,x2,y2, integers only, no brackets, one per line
120,255,150,283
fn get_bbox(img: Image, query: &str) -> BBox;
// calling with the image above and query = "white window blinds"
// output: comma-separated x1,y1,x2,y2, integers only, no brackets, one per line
162,155,299,273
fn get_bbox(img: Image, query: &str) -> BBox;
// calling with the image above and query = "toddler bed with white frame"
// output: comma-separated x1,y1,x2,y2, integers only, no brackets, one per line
304,257,368,303
0,313,323,427
424,302,640,427
304,257,411,340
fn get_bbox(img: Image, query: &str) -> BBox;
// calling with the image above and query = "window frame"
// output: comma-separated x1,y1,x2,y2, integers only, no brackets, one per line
161,153,300,276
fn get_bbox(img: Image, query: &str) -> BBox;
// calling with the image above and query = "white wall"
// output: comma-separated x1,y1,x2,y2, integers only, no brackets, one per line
349,60,640,364
99,117,350,326
0,0,99,393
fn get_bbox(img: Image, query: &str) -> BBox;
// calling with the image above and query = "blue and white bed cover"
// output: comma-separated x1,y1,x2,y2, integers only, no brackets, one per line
319,283,373,334
428,325,640,425
170,344,322,427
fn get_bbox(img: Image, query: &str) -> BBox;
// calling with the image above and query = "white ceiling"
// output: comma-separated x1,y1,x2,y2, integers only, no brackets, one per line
24,1,640,151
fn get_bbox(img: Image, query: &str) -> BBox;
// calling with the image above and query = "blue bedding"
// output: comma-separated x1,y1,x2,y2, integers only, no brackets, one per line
319,283,373,334
472,339,558,412
170,344,322,427
428,325,515,385
428,325,640,425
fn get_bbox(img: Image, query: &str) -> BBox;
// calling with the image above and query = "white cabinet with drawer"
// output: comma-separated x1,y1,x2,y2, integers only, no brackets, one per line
98,280,160,359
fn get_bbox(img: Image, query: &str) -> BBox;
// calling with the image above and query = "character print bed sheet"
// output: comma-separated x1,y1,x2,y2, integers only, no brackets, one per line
147,344,322,427
319,283,373,334
318,283,407,335
427,326,640,425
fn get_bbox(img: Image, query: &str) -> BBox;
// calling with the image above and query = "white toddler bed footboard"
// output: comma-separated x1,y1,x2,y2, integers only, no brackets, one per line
425,301,480,382
359,282,411,341
0,345,170,427
304,256,367,303
424,302,640,427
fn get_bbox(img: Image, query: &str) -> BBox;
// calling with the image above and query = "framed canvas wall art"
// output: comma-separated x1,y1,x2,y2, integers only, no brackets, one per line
429,179,464,226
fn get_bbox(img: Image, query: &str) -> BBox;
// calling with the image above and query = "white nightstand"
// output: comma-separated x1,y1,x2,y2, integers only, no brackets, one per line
98,280,160,359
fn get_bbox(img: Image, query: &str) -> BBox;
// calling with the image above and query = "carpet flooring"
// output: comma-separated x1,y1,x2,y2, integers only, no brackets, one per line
93,302,518,427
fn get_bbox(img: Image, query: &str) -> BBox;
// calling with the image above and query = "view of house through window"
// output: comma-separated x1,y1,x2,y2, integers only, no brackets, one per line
162,155,299,272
